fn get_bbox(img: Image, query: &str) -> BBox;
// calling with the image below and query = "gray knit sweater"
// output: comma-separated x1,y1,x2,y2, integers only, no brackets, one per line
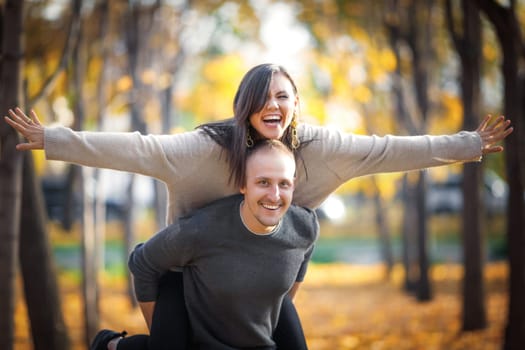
128,194,319,349
44,123,482,224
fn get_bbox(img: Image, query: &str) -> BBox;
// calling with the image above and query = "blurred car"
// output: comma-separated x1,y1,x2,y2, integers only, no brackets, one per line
426,170,508,215
41,170,154,225
315,194,347,222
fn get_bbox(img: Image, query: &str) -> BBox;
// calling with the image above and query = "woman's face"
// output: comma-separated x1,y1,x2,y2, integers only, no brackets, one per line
249,72,298,140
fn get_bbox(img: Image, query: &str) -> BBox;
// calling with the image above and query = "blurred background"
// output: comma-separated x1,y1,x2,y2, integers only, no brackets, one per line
1,0,524,349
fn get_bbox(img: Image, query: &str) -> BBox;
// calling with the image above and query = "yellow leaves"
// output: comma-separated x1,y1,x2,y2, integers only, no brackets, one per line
373,173,403,200
353,85,372,104
305,263,389,287
339,335,360,349
302,97,328,125
429,92,463,134
116,75,133,93
31,150,47,176
320,0,338,16
141,68,157,86
298,263,507,350
483,42,499,63
180,54,247,123
312,22,332,44
14,262,507,349
378,48,397,73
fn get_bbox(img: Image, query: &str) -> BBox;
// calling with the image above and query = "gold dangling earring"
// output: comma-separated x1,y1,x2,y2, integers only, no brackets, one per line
246,128,254,147
290,116,300,149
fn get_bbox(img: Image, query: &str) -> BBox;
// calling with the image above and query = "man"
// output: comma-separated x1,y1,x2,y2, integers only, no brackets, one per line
91,139,319,350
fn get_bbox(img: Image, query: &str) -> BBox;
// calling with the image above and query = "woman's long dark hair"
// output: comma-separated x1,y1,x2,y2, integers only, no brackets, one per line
198,63,302,188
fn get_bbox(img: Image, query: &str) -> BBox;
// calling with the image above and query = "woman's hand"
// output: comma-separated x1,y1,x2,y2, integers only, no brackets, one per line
476,114,513,155
4,107,45,151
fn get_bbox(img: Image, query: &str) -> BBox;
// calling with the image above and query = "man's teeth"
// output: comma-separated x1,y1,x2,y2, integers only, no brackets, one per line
262,203,280,210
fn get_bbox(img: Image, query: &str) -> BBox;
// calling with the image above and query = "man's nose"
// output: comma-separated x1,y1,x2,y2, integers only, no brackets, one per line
267,185,280,201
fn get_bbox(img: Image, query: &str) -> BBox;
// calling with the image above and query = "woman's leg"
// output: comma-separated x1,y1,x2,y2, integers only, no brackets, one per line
273,295,308,350
95,272,190,350
148,271,191,350
114,334,149,350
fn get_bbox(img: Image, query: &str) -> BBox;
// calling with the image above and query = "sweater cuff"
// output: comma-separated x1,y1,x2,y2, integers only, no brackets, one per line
44,126,67,161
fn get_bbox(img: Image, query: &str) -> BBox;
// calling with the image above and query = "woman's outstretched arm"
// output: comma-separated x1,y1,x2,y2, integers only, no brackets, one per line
4,107,219,185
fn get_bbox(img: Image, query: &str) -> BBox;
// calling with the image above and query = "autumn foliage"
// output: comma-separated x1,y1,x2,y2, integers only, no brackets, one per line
15,262,506,350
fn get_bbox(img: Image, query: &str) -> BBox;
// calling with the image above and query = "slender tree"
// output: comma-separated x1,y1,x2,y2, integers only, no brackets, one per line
16,1,78,348
370,176,394,278
0,2,24,349
123,0,161,305
445,0,486,331
470,0,525,348
405,0,434,302
19,151,71,350
383,4,419,292
67,0,101,344
384,0,434,300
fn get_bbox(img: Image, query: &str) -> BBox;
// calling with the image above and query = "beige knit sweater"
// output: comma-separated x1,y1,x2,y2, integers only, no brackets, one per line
44,123,482,225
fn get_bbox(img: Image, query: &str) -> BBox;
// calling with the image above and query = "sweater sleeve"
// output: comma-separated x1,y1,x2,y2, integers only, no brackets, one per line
295,244,316,282
294,207,320,282
128,221,194,302
44,126,217,183
300,124,482,181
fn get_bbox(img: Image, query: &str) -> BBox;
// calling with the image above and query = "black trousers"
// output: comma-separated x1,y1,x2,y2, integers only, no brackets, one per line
117,271,308,349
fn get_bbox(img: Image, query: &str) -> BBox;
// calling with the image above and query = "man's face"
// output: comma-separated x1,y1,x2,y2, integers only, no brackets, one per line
240,148,295,234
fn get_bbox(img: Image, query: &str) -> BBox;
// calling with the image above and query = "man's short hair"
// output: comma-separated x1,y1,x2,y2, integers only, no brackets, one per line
246,139,295,162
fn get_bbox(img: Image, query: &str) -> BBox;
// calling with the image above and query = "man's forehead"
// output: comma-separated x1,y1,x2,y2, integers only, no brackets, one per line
248,147,294,162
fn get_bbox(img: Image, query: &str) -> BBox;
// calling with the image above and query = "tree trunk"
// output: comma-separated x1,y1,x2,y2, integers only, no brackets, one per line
123,1,157,305
154,85,173,229
371,177,394,278
91,0,112,281
470,1,525,348
445,0,487,331
80,166,98,345
123,174,138,306
19,151,71,350
415,171,431,301
0,1,24,349
406,0,433,301
462,161,486,330
124,2,141,306
70,0,100,343
460,0,486,331
401,175,418,292
384,1,419,292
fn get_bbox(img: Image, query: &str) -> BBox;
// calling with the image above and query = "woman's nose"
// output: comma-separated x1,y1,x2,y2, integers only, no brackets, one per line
266,98,278,109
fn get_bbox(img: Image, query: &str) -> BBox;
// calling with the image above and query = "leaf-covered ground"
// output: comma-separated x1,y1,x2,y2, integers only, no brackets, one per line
14,262,507,350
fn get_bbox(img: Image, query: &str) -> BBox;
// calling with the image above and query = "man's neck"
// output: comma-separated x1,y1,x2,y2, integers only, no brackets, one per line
239,200,277,235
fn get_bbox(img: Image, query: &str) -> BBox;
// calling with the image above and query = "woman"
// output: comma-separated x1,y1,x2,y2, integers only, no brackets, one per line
4,63,513,349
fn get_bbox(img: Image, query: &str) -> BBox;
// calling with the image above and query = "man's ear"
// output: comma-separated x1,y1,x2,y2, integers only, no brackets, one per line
240,186,246,194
